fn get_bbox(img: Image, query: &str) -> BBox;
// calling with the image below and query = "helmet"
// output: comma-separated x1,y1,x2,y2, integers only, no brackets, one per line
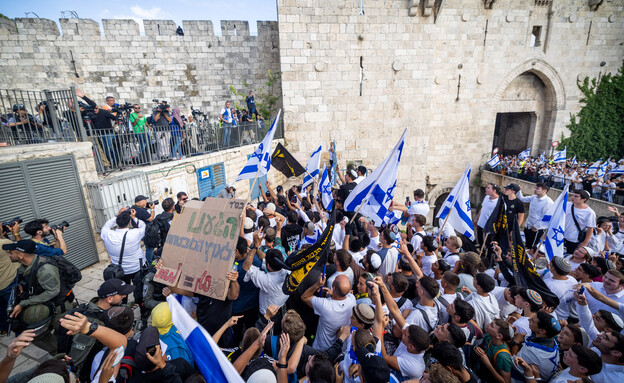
16,304,53,337
12,104,25,112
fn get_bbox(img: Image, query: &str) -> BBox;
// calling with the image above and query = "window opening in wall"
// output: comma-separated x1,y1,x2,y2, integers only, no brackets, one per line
530,25,542,47
359,56,363,96
234,24,237,36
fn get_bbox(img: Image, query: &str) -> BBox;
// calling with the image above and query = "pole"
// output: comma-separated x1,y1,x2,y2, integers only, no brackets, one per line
436,206,453,242
478,232,489,259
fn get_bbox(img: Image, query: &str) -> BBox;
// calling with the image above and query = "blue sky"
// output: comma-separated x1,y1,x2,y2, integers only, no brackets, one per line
1,0,278,35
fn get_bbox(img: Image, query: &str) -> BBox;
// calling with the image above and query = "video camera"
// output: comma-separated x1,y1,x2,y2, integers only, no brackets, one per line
190,106,205,117
49,220,70,232
112,102,134,113
2,217,22,233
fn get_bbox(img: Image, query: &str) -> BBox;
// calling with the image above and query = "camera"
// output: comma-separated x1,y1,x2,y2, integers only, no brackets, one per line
157,104,170,113
148,201,160,208
190,106,205,117
112,102,133,113
49,221,70,232
2,217,22,233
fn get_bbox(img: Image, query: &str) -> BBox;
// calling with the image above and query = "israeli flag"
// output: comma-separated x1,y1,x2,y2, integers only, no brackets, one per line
344,129,407,226
330,140,338,185
538,152,545,165
436,164,475,240
597,162,607,178
302,145,322,189
540,185,568,260
552,147,566,163
587,159,601,174
518,148,530,160
610,165,624,175
487,155,500,168
235,110,281,181
319,164,333,210
383,210,401,225
571,155,577,165
167,296,244,382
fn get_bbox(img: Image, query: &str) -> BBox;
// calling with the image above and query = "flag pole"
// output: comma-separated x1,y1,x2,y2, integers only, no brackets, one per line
478,233,489,258
436,206,454,242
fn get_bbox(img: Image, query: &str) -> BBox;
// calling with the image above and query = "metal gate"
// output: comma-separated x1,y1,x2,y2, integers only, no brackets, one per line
0,155,99,269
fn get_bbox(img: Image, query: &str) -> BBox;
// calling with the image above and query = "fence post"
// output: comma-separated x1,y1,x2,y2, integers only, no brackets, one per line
69,85,89,142
43,89,63,141
144,127,153,165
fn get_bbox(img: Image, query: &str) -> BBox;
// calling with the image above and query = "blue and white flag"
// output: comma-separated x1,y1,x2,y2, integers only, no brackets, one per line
518,148,530,160
540,185,568,261
302,145,322,189
538,152,546,165
167,296,244,382
383,210,401,226
610,165,624,175
235,109,281,181
487,155,500,168
344,129,407,226
597,162,608,178
319,164,333,211
330,140,338,185
571,155,577,165
587,159,601,174
436,164,475,240
552,147,566,163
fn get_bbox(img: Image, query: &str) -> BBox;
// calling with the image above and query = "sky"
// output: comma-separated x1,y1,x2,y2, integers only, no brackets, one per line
1,0,278,35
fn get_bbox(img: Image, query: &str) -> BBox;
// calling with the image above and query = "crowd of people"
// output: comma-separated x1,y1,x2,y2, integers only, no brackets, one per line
1,161,624,383
490,155,624,205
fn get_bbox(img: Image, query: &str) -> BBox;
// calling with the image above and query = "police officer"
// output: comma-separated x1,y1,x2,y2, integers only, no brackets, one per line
23,218,67,257
3,239,73,354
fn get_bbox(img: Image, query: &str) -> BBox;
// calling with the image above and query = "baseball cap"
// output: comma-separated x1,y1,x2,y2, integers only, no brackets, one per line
2,239,37,253
134,326,161,371
504,183,520,193
134,195,148,203
98,279,135,298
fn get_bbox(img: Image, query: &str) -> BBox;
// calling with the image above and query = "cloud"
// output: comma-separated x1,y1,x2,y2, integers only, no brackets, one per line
130,5,163,19
99,9,110,17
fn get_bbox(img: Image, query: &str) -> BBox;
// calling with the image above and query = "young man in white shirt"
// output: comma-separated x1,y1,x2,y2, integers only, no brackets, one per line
462,272,500,331
544,344,602,383
584,269,624,316
443,236,462,269
589,331,624,383
544,257,577,320
474,183,501,246
100,208,146,282
564,190,596,255
517,182,554,248
242,245,290,316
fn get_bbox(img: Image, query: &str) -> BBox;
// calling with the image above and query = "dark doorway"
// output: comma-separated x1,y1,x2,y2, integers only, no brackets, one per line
432,192,450,223
492,112,536,156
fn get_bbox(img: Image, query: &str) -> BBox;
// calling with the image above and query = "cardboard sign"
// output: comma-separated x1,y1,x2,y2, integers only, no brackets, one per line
154,198,245,300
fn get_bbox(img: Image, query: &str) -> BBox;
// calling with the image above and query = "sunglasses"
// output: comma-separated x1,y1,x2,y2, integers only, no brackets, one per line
181,198,188,201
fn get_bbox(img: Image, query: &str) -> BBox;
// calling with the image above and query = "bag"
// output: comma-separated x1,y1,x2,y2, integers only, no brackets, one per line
103,232,128,281
29,255,81,304
144,219,162,248
570,205,587,243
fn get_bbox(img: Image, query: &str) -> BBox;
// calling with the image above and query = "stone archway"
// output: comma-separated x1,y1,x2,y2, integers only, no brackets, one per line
492,60,566,155
427,185,454,224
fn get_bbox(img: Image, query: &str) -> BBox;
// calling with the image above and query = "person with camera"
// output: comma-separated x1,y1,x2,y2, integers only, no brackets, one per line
3,239,74,354
101,207,146,286
170,107,185,160
23,218,67,257
130,103,152,162
219,101,234,147
152,101,172,159
219,183,236,199
6,104,44,144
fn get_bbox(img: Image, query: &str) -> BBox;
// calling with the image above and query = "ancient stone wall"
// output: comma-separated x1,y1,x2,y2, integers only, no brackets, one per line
277,0,624,203
0,18,280,120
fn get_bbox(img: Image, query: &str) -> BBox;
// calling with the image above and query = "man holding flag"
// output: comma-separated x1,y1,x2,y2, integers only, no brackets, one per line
302,145,322,189
517,182,554,248
235,110,281,183
436,164,475,241
563,189,596,255
539,185,568,260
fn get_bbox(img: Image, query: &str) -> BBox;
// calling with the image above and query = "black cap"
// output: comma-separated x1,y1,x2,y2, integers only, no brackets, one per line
98,278,135,298
276,185,283,192
134,326,161,371
134,195,148,203
2,239,37,253
356,345,390,382
504,183,521,193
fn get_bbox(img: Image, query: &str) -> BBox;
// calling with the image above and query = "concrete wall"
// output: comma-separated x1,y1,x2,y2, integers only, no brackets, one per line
0,18,281,119
276,0,624,204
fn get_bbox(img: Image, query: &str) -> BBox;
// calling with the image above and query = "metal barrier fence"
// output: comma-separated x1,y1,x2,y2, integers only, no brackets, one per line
0,87,284,174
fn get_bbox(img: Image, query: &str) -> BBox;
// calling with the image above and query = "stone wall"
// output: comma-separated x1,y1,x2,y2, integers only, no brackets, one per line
0,18,281,119
277,0,624,204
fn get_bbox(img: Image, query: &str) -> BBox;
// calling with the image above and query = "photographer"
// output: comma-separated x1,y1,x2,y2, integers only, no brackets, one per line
101,207,146,285
23,219,67,257
152,101,172,127
6,104,44,144
130,104,151,163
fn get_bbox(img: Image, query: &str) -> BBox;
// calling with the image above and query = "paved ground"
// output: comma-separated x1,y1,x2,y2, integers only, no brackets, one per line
2,259,110,378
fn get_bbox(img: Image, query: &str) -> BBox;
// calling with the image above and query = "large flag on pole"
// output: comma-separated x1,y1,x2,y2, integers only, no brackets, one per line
538,152,545,165
552,147,566,163
330,141,338,185
235,110,281,181
484,197,510,255
518,148,530,160
302,145,322,189
571,155,577,165
487,155,500,168
319,164,333,210
436,164,475,240
539,185,568,260
167,296,244,382
597,162,607,178
610,165,624,175
271,142,306,177
343,129,407,226
587,159,601,174
283,209,336,294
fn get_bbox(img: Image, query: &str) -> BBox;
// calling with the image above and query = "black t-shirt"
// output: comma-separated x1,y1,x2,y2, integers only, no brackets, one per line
196,295,233,337
175,202,182,214
616,181,624,196
281,223,303,254
338,182,357,203
133,206,152,223
503,196,525,224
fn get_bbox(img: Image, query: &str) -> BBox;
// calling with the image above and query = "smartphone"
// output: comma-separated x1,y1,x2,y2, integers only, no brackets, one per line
146,345,157,356
579,286,585,295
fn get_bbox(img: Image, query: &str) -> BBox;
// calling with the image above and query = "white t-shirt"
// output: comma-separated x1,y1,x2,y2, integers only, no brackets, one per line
394,344,426,380
464,292,500,330
220,107,232,123
408,201,429,217
443,252,460,270
243,266,290,315
311,294,357,350
404,303,439,332
477,196,499,228
513,315,531,335
544,276,577,319
564,203,596,242
327,268,354,289
378,247,399,277
421,254,438,278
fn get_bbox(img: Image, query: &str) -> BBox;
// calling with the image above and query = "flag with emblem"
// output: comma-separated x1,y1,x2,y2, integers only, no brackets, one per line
587,159,601,174
436,164,475,240
302,145,322,189
343,129,407,226
597,162,607,178
235,110,281,181
571,155,577,165
540,185,568,261
518,148,530,160
487,155,500,169
271,142,306,177
552,147,566,163
319,164,333,210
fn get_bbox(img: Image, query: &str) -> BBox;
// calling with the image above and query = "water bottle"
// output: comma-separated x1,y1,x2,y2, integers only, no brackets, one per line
232,261,239,272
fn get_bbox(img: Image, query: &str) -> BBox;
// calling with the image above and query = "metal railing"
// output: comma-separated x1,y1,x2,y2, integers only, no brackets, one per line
0,87,284,174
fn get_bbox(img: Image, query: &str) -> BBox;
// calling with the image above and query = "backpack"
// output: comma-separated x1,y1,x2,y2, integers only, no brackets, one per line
31,255,82,304
144,218,163,248
62,303,106,382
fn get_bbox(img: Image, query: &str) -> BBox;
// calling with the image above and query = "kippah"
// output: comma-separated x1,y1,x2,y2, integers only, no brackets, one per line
604,311,624,332
552,256,572,274
606,259,617,271
579,327,591,347
550,316,561,332
527,289,543,306
508,323,515,340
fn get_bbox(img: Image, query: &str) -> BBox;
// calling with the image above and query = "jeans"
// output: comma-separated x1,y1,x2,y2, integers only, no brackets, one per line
0,281,16,332
145,246,155,265
171,134,182,159
136,132,149,162
222,123,232,147
101,133,118,167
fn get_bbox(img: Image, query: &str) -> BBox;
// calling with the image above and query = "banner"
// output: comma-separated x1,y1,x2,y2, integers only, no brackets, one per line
154,199,245,300
282,209,335,294
484,197,510,255
271,142,306,177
